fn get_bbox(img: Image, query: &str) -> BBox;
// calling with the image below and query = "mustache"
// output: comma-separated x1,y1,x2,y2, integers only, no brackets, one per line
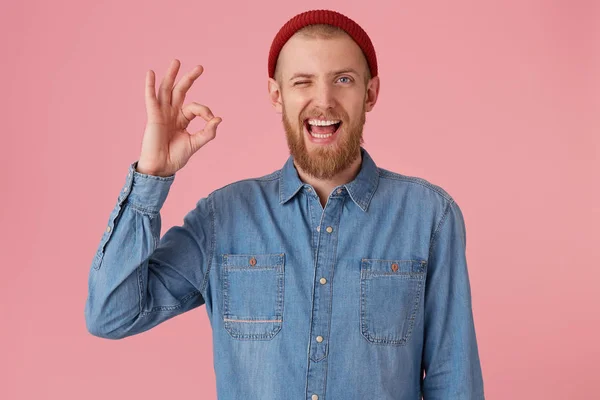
300,110,345,121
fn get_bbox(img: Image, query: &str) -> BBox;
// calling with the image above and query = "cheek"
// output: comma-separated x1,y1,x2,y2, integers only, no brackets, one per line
337,91,364,116
283,106,302,124
346,101,366,121
284,93,311,114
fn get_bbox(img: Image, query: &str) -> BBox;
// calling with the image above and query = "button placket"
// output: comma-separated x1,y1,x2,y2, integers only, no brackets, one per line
307,196,344,366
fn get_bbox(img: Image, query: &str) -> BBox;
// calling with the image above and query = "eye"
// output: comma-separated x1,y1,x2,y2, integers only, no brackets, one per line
293,81,309,86
338,76,352,84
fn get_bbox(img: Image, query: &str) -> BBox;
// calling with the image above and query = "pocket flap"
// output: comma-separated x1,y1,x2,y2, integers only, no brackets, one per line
361,258,426,276
223,253,285,269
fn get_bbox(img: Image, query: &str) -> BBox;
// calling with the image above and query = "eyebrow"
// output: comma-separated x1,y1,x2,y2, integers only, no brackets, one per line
289,68,360,81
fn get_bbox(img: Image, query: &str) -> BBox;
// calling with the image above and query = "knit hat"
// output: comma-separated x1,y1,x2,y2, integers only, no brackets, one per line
268,9,378,79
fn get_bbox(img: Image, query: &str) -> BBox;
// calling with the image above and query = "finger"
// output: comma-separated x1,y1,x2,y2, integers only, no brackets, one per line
190,117,222,151
180,102,215,125
157,59,180,105
145,70,159,112
172,65,204,108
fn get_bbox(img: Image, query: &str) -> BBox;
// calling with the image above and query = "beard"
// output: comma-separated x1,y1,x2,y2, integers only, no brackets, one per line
282,103,365,180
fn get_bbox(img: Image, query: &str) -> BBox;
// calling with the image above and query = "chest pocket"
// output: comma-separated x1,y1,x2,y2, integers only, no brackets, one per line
221,253,285,340
360,258,427,346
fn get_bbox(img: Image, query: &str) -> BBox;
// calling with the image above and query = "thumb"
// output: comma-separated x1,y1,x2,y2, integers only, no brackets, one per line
190,117,222,151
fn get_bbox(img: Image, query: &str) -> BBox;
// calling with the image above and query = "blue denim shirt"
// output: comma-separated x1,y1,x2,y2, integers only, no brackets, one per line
85,146,484,399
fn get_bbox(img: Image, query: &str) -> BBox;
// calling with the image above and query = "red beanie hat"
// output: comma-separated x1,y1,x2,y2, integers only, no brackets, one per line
268,9,378,79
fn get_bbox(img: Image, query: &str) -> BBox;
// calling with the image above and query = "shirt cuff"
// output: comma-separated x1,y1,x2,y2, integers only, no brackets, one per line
117,160,175,212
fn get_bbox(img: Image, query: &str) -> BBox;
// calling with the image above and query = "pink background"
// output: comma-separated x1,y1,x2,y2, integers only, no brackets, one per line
1,0,598,398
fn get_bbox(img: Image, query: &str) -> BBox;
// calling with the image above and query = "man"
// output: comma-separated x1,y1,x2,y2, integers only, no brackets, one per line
85,9,485,400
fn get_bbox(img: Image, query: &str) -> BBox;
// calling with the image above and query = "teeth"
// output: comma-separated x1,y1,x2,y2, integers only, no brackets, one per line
311,132,334,139
308,119,340,126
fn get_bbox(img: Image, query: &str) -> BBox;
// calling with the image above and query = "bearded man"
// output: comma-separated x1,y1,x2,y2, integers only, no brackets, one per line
85,9,485,400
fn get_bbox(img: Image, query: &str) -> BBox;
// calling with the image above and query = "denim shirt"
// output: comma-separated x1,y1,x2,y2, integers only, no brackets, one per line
85,146,485,400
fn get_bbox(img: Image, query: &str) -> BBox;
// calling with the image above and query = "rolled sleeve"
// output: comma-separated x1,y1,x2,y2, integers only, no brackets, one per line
124,161,175,213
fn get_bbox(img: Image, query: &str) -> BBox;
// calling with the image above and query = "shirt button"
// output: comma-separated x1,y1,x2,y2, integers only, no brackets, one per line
123,186,128,192
316,335,323,343
106,226,111,233
249,257,257,266
307,187,312,192
319,277,327,284
316,226,320,232
326,226,333,233
312,394,319,400
336,188,342,194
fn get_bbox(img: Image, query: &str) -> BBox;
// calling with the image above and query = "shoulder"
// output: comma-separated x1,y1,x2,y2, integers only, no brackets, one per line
376,167,466,239
376,167,454,203
206,169,281,200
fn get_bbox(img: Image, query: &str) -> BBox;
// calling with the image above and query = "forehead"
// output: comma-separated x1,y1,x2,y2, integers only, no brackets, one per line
277,33,367,78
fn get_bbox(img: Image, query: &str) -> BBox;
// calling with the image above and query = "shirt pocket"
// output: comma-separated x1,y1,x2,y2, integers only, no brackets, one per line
360,258,427,346
221,253,285,340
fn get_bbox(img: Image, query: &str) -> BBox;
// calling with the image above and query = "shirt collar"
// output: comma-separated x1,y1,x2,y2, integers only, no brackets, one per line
279,146,380,212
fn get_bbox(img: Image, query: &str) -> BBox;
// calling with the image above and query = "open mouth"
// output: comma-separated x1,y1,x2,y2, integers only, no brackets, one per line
304,119,342,140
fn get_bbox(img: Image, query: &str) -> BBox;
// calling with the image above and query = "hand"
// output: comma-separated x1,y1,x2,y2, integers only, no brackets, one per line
137,59,222,177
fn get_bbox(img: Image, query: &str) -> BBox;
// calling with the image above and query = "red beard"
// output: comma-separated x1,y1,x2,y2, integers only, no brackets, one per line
282,104,366,180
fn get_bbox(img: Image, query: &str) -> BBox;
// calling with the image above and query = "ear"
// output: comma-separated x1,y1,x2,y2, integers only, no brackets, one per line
364,75,380,112
267,77,283,114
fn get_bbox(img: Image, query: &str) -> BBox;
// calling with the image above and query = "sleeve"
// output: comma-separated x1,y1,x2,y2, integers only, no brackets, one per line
420,199,485,399
84,160,214,340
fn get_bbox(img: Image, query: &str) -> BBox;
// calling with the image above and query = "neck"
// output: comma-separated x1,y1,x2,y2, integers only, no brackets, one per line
294,151,363,206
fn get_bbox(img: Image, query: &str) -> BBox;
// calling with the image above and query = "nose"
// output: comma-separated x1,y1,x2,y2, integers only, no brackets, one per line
313,80,336,110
